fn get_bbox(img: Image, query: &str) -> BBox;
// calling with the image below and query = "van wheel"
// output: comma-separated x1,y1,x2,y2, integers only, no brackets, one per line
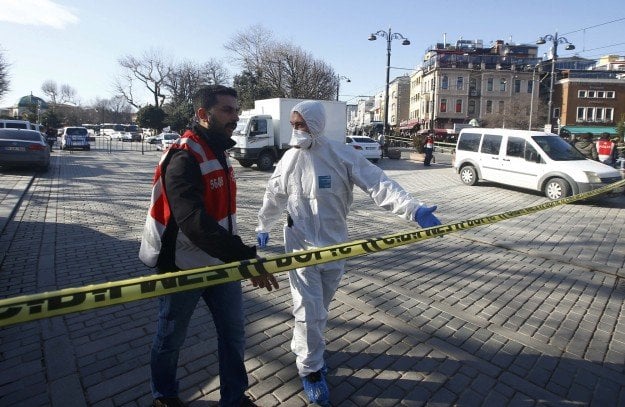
459,165,478,186
257,152,274,171
544,178,570,200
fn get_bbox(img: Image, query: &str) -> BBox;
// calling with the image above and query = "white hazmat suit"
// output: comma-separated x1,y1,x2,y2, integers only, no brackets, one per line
256,100,427,377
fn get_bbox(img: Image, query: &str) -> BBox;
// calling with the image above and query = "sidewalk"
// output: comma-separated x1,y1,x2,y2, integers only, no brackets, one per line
1,149,625,406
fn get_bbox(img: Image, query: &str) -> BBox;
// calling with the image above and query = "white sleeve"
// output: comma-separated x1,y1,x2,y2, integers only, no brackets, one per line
347,149,423,221
256,162,288,233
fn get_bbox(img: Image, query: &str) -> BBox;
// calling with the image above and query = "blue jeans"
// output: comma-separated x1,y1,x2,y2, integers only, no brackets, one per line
150,281,247,406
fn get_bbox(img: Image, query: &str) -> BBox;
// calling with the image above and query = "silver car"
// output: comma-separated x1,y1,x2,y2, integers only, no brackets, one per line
0,129,51,171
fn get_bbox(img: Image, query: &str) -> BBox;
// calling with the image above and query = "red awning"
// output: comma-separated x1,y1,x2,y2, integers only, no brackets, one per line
399,119,420,130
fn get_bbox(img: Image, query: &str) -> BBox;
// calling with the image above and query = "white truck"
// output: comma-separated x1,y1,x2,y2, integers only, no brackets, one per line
229,98,347,171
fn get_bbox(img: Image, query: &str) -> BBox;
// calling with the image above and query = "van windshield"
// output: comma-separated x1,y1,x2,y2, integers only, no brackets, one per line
532,136,586,161
234,119,248,135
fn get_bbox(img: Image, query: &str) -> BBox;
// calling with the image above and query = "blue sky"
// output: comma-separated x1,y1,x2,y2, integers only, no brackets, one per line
0,0,624,107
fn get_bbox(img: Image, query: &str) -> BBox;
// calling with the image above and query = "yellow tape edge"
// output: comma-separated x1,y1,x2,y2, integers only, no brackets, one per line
0,179,623,327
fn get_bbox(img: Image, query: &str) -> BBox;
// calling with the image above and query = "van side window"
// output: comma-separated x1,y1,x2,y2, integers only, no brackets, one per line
481,134,502,155
457,132,481,152
524,144,540,162
506,137,525,158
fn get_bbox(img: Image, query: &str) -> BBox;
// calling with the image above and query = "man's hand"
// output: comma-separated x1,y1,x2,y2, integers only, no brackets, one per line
250,274,279,292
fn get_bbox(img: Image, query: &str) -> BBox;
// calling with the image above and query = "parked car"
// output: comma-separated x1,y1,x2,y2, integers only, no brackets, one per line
156,133,179,151
146,131,174,145
345,135,382,162
0,119,32,130
454,128,624,200
60,127,91,151
110,131,133,142
0,128,50,171
124,125,143,142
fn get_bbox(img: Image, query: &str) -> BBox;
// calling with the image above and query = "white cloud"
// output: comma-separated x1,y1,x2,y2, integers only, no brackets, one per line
0,0,78,29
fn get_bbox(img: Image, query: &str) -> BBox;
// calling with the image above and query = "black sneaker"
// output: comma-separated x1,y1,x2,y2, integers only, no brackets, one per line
239,396,258,406
152,397,186,407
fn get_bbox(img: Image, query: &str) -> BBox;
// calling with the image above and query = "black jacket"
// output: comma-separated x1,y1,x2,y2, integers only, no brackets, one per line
156,124,256,271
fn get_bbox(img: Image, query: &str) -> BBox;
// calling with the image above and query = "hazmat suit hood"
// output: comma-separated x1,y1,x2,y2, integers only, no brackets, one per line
291,101,326,137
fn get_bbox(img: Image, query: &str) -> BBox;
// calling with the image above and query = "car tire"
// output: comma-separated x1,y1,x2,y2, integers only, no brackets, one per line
257,152,274,171
544,178,570,200
238,159,254,168
459,165,478,186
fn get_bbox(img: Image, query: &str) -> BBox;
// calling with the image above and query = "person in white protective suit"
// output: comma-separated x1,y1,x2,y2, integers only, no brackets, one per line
255,100,441,406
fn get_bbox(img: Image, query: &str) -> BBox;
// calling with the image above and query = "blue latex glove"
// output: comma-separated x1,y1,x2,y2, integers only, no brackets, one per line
414,205,442,228
257,232,269,248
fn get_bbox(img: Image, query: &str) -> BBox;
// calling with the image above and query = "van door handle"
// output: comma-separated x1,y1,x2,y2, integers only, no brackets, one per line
503,158,511,161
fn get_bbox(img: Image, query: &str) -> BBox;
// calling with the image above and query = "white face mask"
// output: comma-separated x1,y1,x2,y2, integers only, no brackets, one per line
289,129,312,149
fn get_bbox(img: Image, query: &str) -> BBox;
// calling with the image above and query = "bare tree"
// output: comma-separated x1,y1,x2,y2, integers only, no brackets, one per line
41,80,77,105
225,25,337,100
165,59,229,106
0,48,9,102
116,48,173,108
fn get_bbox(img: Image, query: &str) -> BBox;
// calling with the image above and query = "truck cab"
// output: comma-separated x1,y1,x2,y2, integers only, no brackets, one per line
230,114,278,171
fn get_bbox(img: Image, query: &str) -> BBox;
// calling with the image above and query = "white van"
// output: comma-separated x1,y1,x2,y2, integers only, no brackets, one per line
0,119,32,130
454,128,623,200
60,126,91,151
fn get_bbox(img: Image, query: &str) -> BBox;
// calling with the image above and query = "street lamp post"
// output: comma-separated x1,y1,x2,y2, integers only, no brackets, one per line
368,27,410,136
536,32,575,133
336,75,351,101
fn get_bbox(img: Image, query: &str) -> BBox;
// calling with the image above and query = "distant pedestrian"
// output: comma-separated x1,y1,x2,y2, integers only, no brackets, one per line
574,132,598,161
596,132,616,166
423,133,434,166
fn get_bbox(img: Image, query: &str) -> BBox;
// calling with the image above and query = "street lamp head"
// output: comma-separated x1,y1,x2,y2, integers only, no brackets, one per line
536,37,546,45
368,34,377,41
565,43,575,51
402,39,410,46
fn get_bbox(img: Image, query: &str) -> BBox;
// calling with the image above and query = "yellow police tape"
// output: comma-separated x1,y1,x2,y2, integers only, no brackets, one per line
1,179,624,328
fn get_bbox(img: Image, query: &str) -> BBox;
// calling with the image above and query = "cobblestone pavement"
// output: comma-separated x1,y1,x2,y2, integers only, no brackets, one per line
1,145,624,406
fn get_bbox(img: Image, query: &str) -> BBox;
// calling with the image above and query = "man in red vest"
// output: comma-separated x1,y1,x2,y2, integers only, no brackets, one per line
140,85,278,407
596,133,616,166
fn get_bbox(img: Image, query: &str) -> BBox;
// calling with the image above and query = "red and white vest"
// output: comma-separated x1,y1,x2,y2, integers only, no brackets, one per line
596,139,615,163
139,130,237,269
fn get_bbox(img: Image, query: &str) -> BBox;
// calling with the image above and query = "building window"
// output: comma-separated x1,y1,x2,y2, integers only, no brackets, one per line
597,91,605,98
456,77,463,90
577,107,584,121
499,100,505,113
587,107,594,121
514,79,521,93
440,98,447,113
455,99,462,113
441,76,449,89
468,99,476,115
499,79,506,92
607,91,615,98
578,90,586,98
527,80,533,94
596,108,604,121
487,78,493,91
587,90,596,98
486,100,493,113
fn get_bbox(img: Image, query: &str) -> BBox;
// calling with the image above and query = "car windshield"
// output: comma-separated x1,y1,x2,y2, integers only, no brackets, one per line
67,128,88,136
532,135,586,161
234,119,248,134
